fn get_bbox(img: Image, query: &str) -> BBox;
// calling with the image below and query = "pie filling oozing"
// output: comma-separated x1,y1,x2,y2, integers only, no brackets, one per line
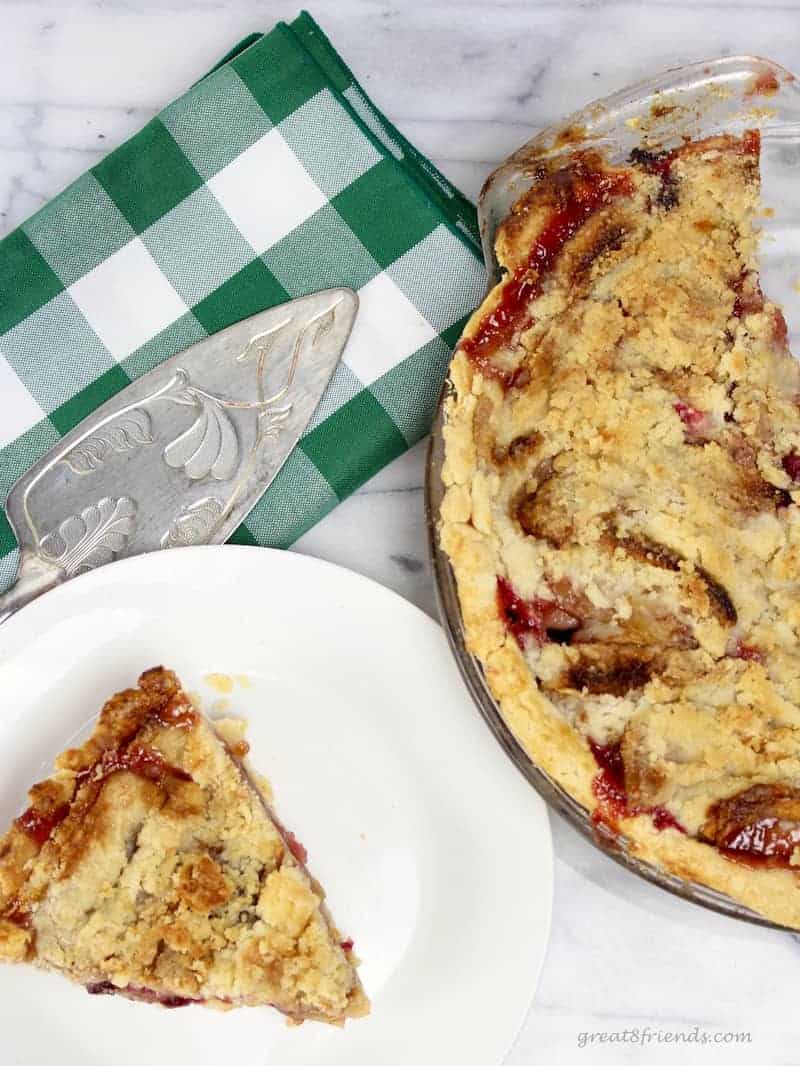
440,126,800,921
0,668,367,1023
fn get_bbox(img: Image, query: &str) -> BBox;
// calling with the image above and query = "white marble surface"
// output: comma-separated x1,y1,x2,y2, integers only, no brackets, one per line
3,1,800,1062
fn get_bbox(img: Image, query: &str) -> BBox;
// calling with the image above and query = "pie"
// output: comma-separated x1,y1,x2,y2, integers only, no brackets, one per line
0,667,368,1022
440,127,800,927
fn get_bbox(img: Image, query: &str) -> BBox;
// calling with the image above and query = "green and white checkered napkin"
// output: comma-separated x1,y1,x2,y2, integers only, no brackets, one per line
0,11,484,591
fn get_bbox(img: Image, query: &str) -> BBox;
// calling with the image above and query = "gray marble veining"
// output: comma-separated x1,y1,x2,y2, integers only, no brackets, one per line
3,1,800,1061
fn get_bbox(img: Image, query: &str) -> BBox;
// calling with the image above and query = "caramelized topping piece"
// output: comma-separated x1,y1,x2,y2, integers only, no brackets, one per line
695,567,737,626
572,223,628,277
612,532,681,572
515,481,574,547
701,784,800,867
629,146,679,210
493,432,542,466
610,528,735,625
567,655,653,696
728,435,794,512
782,453,800,483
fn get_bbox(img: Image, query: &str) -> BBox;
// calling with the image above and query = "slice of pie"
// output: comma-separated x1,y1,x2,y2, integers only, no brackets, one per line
441,125,800,927
0,667,368,1022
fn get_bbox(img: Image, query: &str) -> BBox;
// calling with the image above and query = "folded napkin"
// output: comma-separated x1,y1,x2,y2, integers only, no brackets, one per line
0,12,484,590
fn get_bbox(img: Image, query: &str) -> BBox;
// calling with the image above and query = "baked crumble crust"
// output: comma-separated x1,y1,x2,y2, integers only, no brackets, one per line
0,667,368,1023
440,130,800,927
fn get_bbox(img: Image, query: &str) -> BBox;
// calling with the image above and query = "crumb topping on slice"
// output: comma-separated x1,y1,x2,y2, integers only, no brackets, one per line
0,667,367,1024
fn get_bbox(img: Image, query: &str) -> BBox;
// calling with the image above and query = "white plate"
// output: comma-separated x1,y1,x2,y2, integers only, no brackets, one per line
0,546,552,1066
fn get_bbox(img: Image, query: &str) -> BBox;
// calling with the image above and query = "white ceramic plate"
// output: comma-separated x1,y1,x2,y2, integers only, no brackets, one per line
0,546,552,1066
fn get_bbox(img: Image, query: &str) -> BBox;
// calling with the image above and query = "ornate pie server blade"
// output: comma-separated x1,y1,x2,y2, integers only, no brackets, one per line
0,288,358,625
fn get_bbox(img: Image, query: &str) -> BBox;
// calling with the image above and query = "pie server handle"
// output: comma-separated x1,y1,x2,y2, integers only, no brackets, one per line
0,289,358,626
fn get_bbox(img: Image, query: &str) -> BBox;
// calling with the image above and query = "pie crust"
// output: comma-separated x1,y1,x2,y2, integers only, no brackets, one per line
440,130,800,927
0,667,368,1023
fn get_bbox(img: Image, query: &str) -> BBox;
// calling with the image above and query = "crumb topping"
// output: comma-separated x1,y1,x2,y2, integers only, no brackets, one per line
0,668,367,1023
441,129,800,925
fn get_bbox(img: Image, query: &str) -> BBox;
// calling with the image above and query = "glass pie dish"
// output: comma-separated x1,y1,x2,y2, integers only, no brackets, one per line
426,56,800,932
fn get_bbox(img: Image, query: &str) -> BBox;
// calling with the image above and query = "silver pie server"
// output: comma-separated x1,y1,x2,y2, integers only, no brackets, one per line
0,288,358,626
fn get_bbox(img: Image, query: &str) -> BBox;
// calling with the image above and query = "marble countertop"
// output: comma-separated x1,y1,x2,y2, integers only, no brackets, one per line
3,1,799,1062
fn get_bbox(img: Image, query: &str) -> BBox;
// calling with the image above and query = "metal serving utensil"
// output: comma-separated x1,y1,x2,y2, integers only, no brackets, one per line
0,288,358,626
427,56,800,933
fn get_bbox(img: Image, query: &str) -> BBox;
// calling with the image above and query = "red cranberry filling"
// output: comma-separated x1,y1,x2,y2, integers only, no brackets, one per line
285,831,308,865
730,270,764,318
15,803,70,847
674,402,714,443
14,747,192,850
86,981,193,1008
496,577,580,648
721,818,800,867
773,308,789,348
86,981,119,996
4,901,32,928
76,745,192,791
588,739,628,821
267,807,311,869
588,739,685,834
728,637,765,663
733,291,763,318
461,162,633,376
650,807,684,832
340,938,354,952
674,402,705,429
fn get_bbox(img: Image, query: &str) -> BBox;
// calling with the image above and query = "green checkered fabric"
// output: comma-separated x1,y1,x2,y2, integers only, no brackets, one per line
0,12,484,591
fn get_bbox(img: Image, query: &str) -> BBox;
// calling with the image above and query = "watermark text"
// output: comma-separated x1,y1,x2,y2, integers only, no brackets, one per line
577,1027,751,1049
